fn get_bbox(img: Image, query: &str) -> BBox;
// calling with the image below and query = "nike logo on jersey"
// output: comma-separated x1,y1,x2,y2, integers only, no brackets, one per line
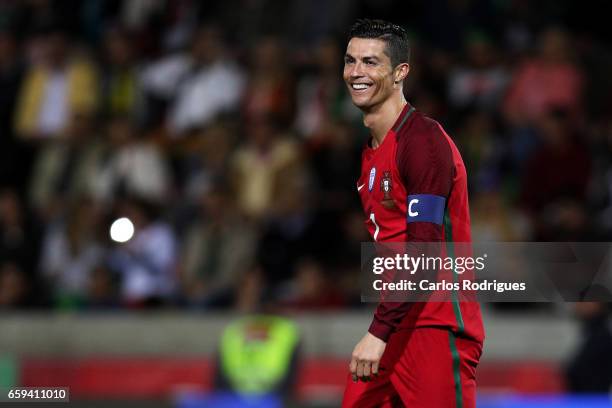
357,183,365,191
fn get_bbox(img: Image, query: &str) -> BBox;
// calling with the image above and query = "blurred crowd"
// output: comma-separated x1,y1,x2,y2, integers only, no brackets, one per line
0,0,611,311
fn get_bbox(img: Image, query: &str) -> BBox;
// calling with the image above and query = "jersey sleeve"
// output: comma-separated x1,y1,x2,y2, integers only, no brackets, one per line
368,120,455,341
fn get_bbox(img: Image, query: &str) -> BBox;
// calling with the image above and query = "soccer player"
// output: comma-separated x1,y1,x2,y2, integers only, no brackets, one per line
342,19,485,407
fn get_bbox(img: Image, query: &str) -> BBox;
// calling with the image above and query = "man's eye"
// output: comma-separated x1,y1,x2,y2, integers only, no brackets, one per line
366,60,377,66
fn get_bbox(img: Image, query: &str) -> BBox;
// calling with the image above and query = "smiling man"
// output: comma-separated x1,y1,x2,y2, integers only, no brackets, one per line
342,19,485,407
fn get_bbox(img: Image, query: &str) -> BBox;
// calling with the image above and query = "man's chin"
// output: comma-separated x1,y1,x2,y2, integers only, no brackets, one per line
351,97,373,110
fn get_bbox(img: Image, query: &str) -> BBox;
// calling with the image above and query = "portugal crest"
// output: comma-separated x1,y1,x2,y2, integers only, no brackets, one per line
380,171,396,209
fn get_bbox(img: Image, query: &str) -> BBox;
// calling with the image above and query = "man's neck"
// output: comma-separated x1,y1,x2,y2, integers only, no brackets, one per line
363,94,407,148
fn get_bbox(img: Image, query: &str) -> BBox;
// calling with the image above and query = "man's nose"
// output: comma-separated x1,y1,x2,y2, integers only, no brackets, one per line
349,62,364,78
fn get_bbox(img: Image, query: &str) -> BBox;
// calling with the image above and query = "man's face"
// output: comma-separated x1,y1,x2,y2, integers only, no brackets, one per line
343,38,395,110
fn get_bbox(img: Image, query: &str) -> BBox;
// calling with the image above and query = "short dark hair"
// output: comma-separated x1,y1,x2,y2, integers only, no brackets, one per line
348,19,410,67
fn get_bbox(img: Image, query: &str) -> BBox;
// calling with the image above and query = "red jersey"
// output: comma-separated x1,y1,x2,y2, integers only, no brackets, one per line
357,104,484,343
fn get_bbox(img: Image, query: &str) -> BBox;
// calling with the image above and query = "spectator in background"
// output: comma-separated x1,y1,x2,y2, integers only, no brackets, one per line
255,153,321,289
503,27,584,171
243,36,295,127
141,24,245,136
182,123,236,201
295,38,359,139
119,0,166,33
230,115,304,220
537,199,592,242
86,266,118,309
471,190,531,242
108,198,177,307
0,189,42,277
91,115,170,204
455,110,504,193
100,25,141,120
448,32,509,113
307,120,361,212
14,24,98,140
180,185,256,308
276,257,346,311
503,26,583,126
0,262,30,309
520,109,590,212
566,301,612,392
39,197,105,309
519,109,591,240
28,113,103,219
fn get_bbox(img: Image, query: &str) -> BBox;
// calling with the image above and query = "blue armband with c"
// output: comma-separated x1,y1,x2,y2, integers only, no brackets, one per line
406,194,446,225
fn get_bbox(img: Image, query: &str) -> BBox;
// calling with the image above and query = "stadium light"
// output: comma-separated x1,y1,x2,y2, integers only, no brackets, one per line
110,217,135,243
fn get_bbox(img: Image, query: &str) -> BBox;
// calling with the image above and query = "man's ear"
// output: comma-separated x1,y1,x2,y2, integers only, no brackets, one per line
394,63,410,84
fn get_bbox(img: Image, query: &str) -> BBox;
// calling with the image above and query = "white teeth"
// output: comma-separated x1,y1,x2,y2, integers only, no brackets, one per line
352,83,370,90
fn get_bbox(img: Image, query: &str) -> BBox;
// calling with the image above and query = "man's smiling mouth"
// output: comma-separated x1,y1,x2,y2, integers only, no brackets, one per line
351,83,372,91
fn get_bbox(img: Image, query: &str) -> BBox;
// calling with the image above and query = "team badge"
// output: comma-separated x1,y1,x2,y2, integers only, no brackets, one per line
368,167,376,191
380,171,396,209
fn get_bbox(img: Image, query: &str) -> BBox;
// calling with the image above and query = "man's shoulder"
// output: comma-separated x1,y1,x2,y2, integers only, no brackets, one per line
395,110,446,143
395,110,452,161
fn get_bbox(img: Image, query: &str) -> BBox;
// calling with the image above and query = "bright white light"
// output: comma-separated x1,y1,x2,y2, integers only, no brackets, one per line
110,217,135,243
